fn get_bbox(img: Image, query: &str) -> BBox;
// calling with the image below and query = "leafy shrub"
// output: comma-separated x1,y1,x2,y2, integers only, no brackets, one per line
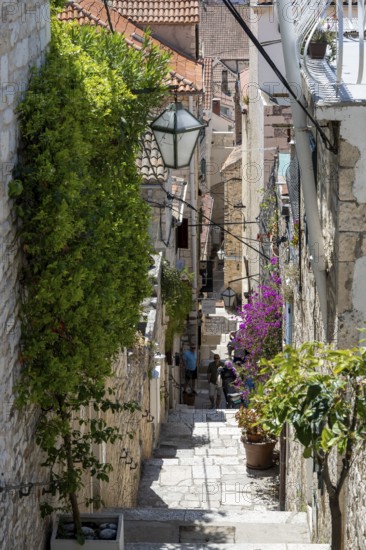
161,261,192,351
11,18,169,541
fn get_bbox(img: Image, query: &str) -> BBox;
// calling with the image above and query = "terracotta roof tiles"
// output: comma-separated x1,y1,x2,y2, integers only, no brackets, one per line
138,130,168,184
59,1,202,94
203,57,213,111
109,0,199,24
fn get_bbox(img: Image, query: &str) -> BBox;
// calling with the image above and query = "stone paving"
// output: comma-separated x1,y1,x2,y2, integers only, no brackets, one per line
117,399,330,548
136,406,279,513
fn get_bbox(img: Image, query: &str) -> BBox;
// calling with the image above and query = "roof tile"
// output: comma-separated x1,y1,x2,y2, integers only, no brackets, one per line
59,1,202,93
200,3,249,60
109,0,199,24
138,130,168,184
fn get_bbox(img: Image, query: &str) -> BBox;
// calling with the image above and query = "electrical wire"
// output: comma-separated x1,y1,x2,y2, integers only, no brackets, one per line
222,0,338,154
102,0,114,33
140,139,270,261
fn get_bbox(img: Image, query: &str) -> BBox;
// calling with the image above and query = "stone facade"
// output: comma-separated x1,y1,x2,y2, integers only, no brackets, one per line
285,90,366,548
242,90,292,287
221,147,244,297
87,257,169,512
0,2,51,549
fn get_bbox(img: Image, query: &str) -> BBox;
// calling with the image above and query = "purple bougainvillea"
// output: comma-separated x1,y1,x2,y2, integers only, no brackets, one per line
233,268,283,387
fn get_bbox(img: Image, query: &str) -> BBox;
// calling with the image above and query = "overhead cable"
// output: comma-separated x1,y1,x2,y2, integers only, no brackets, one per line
222,0,338,154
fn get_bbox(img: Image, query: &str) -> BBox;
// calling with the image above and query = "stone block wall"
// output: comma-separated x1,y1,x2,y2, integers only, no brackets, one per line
0,2,51,549
0,13,170,547
99,344,156,509
222,157,243,296
286,97,366,548
243,95,292,282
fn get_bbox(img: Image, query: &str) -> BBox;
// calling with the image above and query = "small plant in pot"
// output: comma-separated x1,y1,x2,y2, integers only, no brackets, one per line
236,406,267,442
30,389,140,548
307,24,337,60
182,387,196,406
235,400,276,469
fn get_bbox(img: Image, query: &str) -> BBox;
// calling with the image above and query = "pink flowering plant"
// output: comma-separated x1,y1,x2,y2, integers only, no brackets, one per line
233,260,283,389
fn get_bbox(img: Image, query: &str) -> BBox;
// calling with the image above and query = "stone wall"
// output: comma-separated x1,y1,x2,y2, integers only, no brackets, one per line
0,2,51,549
285,94,366,548
243,93,292,283
222,151,243,296
98,257,168,509
98,344,156,509
0,13,170,545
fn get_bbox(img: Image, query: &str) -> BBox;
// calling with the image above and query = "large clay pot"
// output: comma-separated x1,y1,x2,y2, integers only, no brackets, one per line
241,435,276,470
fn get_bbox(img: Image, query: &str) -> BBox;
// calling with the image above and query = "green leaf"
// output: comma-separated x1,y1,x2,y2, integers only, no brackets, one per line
303,447,312,459
8,179,23,197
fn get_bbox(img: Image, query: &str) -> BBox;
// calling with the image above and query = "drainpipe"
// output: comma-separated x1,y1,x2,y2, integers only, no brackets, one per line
241,107,249,298
189,95,198,344
279,300,293,510
276,0,327,330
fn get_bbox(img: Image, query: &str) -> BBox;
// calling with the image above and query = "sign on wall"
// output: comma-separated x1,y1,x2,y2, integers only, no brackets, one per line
204,317,237,335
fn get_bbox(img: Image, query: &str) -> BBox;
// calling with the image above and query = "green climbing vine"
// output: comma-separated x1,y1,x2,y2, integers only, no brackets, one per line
161,261,193,351
10,18,170,542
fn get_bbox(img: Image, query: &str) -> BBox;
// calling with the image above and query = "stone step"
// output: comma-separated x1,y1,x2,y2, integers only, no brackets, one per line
126,544,330,550
115,509,313,545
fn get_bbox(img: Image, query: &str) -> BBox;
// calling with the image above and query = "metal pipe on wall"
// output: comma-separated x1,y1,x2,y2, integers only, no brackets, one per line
276,0,328,331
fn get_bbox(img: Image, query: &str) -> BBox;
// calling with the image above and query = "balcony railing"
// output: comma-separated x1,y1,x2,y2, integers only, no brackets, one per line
294,0,366,87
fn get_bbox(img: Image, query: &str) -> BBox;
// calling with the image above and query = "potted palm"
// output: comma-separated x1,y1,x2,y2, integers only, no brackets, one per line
236,403,276,469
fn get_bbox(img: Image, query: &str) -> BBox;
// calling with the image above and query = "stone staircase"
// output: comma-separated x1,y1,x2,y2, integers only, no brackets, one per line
109,407,330,549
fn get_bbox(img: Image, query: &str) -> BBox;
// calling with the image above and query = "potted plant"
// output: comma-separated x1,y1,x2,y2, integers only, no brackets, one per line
50,513,124,549
308,25,337,60
29,389,139,548
235,402,276,469
259,341,366,550
182,387,196,406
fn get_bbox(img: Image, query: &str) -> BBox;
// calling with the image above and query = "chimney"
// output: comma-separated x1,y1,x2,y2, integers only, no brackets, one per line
212,98,220,116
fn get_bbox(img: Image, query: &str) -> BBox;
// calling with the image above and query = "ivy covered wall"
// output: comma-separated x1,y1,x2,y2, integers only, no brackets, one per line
5,17,170,542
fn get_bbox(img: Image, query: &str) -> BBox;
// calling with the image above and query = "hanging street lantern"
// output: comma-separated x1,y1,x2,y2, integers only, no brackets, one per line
222,286,236,309
217,248,225,261
150,102,205,169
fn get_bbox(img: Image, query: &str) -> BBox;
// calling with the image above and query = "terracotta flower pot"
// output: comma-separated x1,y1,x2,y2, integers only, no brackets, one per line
241,435,276,470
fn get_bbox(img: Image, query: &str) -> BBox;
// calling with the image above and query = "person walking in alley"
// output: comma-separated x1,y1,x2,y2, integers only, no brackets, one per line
207,353,224,409
220,359,239,408
183,343,198,394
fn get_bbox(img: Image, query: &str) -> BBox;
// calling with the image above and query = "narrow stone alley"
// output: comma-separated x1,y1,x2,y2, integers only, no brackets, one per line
110,405,330,549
